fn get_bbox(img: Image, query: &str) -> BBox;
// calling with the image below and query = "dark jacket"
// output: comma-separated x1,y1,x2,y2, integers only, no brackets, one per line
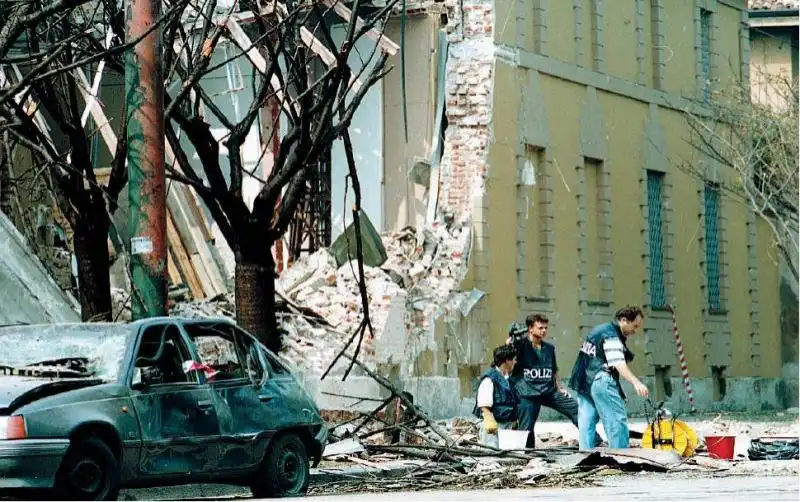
510,339,559,398
568,322,635,399
472,367,518,423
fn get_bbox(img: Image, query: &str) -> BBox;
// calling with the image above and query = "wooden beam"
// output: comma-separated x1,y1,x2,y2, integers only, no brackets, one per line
167,208,205,299
272,2,363,93
73,66,228,299
80,30,113,128
319,0,400,55
167,248,183,286
75,69,118,154
225,18,298,115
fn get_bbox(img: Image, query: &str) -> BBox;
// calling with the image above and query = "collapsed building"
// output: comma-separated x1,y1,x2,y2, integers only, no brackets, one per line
2,0,797,418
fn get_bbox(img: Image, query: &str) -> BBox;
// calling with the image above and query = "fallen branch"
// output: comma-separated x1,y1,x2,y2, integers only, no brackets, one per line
334,349,455,447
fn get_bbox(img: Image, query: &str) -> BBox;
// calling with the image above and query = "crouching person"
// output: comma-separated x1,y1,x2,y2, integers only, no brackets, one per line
473,345,518,448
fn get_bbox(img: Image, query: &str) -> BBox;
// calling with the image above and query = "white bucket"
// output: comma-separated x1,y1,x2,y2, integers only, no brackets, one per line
497,429,529,450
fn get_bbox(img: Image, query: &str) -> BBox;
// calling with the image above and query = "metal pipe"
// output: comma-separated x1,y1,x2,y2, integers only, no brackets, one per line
126,0,167,319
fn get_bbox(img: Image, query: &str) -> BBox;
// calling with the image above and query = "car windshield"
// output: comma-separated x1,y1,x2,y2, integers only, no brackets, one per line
0,323,129,381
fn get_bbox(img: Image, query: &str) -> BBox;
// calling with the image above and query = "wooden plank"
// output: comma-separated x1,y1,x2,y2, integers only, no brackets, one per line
168,184,226,296
167,248,182,286
70,64,230,300
187,221,227,296
319,0,400,55
271,3,363,92
75,69,117,153
225,19,298,115
190,253,216,297
167,209,205,299
182,186,214,241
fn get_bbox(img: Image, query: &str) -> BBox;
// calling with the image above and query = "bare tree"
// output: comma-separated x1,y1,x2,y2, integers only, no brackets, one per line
681,71,798,281
0,0,398,368
0,0,185,319
165,0,399,356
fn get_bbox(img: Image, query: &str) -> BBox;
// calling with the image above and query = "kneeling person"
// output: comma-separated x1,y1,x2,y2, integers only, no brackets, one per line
474,345,518,448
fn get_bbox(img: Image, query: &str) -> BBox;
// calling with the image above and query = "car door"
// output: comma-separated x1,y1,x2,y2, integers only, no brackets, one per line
128,322,221,477
183,322,278,471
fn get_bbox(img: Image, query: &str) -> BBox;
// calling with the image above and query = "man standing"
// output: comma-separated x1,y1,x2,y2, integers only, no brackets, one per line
473,345,518,448
508,314,594,449
568,305,649,450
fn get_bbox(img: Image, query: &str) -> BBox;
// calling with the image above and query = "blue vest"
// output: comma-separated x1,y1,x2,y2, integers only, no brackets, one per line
510,340,558,397
568,322,634,399
472,367,517,423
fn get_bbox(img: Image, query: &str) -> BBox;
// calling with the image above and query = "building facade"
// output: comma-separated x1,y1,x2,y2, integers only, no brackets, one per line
747,0,799,407
419,0,788,415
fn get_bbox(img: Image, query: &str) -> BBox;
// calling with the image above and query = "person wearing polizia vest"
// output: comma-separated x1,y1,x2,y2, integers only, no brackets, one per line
473,345,518,448
568,305,650,450
507,314,599,449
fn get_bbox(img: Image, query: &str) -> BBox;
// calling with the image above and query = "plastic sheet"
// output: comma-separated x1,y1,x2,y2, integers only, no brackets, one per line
747,438,800,461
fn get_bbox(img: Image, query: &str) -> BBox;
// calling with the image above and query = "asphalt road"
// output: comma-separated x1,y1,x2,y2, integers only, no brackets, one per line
290,476,799,502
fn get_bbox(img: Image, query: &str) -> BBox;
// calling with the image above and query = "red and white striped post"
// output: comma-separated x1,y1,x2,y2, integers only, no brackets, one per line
665,304,696,413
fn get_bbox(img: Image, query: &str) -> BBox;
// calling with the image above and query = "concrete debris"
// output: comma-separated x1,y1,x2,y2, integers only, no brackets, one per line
146,220,473,384
0,210,79,324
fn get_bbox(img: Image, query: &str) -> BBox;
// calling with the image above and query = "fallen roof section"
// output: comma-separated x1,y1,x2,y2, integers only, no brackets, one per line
0,211,80,325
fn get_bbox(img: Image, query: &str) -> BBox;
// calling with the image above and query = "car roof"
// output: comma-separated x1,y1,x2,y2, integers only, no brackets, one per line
0,317,237,331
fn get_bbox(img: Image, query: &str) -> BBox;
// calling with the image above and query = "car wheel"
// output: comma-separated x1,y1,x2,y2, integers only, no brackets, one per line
250,433,310,498
55,437,120,501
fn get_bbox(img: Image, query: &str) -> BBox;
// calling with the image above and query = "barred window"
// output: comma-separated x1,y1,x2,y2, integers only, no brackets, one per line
700,9,712,101
646,171,666,308
704,183,722,312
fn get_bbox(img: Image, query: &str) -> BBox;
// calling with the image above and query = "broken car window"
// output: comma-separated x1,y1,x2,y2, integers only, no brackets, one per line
186,326,245,381
134,324,195,386
0,324,128,381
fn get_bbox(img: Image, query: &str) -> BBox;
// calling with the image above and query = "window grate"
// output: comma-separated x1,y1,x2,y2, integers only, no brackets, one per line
647,171,666,308
700,9,712,101
704,184,721,311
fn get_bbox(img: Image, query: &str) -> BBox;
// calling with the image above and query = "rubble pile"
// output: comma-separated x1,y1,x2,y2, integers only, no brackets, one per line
275,219,472,377
110,219,472,381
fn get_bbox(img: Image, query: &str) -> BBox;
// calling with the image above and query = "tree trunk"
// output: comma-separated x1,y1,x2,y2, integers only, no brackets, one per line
73,215,112,322
0,131,13,218
235,240,281,353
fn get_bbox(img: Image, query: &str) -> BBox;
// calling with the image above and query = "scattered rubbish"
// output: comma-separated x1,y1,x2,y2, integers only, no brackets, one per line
748,437,800,461
559,448,684,472
323,438,367,458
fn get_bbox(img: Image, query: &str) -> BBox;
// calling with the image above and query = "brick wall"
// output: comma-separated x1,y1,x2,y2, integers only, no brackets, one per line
437,0,495,220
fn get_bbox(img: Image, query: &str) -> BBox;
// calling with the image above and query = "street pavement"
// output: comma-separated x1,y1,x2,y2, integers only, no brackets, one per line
292,476,799,501
122,474,799,501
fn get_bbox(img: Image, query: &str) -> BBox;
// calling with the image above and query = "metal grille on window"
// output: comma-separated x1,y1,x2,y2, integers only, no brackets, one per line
700,9,712,101
704,184,722,311
647,171,666,308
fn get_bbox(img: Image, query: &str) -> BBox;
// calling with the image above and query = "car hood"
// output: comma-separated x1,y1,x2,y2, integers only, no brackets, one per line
0,376,103,413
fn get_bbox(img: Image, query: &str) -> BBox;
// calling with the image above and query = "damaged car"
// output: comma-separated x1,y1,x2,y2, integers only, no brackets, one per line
0,318,327,500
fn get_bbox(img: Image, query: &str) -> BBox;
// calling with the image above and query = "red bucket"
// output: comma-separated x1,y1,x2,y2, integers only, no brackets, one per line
705,435,736,460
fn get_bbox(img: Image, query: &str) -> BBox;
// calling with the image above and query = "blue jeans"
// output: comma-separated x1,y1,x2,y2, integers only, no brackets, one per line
577,371,629,450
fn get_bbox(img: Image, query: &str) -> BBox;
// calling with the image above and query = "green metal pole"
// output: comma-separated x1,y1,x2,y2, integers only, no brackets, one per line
125,0,167,319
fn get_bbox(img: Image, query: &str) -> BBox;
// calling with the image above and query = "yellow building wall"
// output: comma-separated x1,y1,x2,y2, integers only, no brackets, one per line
483,61,521,351
603,0,639,82
757,219,782,379
473,0,779,383
661,1,700,97
597,91,649,376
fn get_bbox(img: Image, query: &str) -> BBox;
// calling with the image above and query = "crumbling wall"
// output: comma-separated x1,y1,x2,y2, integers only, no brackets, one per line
438,0,495,220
